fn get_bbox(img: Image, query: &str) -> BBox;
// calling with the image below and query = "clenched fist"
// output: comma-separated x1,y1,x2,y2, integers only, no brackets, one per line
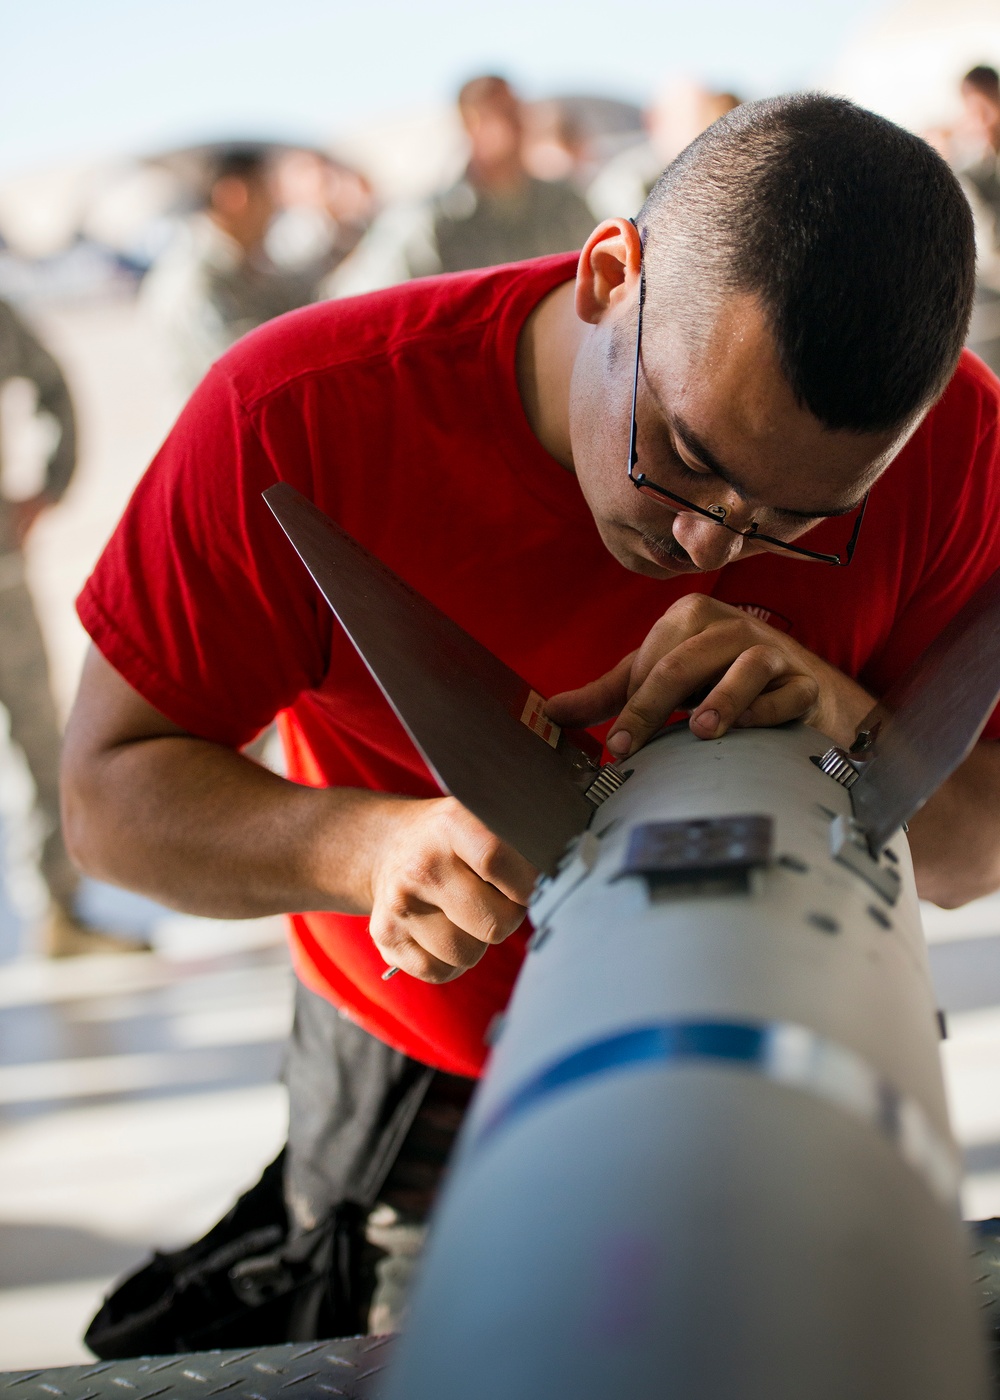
363,795,537,983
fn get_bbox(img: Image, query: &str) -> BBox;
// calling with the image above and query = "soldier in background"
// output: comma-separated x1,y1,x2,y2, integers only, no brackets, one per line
0,300,121,955
955,66,1000,375
588,82,741,221
142,147,324,393
330,75,597,295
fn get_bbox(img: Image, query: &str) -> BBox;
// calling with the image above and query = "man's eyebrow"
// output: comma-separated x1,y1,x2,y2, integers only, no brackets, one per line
669,412,865,520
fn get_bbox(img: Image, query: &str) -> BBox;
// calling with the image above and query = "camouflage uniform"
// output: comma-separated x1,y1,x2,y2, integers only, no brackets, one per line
142,216,320,393
0,299,78,927
960,152,1000,376
330,174,596,296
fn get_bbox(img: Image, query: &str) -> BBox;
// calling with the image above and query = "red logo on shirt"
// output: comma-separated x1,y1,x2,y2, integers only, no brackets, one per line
733,603,793,633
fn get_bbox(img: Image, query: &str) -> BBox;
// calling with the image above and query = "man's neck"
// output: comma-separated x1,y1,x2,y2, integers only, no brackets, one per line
515,280,584,471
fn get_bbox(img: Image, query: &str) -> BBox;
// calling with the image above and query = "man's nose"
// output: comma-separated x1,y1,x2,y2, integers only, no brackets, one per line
671,512,745,570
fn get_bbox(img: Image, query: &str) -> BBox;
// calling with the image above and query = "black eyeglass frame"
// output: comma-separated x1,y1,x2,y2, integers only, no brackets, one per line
625,232,868,567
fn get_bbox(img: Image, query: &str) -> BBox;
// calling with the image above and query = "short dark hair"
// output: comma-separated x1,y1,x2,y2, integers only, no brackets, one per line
209,145,270,189
963,65,1000,100
639,94,975,433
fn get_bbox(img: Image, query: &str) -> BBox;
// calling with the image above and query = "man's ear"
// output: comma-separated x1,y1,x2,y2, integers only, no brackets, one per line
575,218,642,325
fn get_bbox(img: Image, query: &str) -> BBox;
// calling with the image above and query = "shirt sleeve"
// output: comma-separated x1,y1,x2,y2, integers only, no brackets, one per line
76,363,332,748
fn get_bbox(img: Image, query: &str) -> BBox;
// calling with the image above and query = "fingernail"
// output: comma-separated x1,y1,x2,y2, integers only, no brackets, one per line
693,709,720,737
607,729,632,757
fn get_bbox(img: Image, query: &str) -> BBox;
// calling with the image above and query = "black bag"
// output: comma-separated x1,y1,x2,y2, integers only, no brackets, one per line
85,991,471,1360
84,1150,373,1358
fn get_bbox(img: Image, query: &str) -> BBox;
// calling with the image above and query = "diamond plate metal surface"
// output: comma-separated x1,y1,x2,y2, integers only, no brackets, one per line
0,1339,395,1400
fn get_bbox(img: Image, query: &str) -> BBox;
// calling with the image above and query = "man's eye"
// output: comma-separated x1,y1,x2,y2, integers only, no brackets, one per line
675,458,711,483
667,439,713,479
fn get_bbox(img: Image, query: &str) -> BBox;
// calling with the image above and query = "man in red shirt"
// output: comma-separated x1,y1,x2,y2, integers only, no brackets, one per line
63,95,1000,1336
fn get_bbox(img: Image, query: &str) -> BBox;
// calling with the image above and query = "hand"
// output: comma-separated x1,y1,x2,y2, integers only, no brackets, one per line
546,594,874,757
364,795,537,984
10,493,52,546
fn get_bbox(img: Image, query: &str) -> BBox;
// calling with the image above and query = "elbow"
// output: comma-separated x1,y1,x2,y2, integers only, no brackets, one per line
916,860,1000,910
61,795,94,877
59,748,110,881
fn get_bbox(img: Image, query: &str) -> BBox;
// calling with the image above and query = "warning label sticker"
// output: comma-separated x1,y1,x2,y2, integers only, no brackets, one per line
520,689,561,749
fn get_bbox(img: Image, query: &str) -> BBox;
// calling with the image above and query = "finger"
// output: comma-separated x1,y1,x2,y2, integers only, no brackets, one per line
398,808,532,938
627,594,725,694
435,862,529,945
445,803,539,905
606,629,742,756
730,673,820,729
543,652,636,728
547,598,731,730
370,903,488,984
689,647,815,738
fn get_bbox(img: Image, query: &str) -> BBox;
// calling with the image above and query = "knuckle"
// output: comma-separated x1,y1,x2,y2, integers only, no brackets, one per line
481,921,502,946
754,641,787,662
474,832,506,879
441,799,495,850
647,651,684,684
409,950,450,983
634,653,686,705
709,683,746,716
400,850,443,893
668,592,712,626
742,642,785,674
433,931,483,974
456,940,487,969
433,795,466,836
793,674,821,708
622,693,661,729
369,909,407,953
478,910,513,945
717,616,753,642
494,907,525,942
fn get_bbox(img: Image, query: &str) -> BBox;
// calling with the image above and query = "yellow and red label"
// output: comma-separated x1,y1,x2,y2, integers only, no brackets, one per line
520,689,561,749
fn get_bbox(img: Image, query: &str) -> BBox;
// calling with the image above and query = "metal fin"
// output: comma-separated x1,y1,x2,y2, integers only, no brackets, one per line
263,484,609,875
848,569,1000,851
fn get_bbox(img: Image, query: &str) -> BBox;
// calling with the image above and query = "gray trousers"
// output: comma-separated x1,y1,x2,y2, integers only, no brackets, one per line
282,979,475,1332
0,550,77,915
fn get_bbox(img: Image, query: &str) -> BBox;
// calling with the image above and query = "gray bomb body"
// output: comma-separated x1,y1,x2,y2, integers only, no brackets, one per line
386,723,989,1399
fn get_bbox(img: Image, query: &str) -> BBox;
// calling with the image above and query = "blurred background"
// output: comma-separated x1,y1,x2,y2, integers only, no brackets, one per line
3,0,1000,1369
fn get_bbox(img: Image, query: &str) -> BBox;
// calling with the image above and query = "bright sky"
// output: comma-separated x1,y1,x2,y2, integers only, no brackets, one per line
2,0,887,178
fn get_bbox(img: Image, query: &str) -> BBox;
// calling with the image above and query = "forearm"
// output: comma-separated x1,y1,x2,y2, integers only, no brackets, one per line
907,742,1000,908
62,731,403,919
59,646,539,987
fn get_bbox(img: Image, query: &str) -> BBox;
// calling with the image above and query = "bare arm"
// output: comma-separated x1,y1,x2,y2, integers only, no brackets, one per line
61,647,536,980
906,741,1000,908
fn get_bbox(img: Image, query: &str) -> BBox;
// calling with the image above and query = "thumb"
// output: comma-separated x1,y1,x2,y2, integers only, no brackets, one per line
545,652,636,728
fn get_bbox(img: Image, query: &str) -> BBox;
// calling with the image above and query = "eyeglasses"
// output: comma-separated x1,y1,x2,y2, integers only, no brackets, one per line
626,240,867,567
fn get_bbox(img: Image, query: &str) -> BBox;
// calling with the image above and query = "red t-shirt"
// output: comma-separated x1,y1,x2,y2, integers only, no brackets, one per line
78,253,1000,1077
